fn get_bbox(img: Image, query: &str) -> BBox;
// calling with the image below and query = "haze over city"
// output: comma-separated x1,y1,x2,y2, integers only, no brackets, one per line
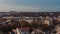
0,0,60,34
0,0,60,12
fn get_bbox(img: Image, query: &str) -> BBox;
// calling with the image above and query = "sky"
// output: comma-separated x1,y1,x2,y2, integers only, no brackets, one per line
0,0,60,12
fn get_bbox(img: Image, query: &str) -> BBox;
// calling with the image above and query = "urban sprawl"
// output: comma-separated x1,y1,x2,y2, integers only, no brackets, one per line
0,12,60,34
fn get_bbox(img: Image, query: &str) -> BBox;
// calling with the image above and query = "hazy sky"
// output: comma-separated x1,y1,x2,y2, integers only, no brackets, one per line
0,0,60,12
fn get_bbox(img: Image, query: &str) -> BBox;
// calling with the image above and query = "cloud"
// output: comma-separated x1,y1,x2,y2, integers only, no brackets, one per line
0,4,60,12
0,0,60,12
0,4,40,12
